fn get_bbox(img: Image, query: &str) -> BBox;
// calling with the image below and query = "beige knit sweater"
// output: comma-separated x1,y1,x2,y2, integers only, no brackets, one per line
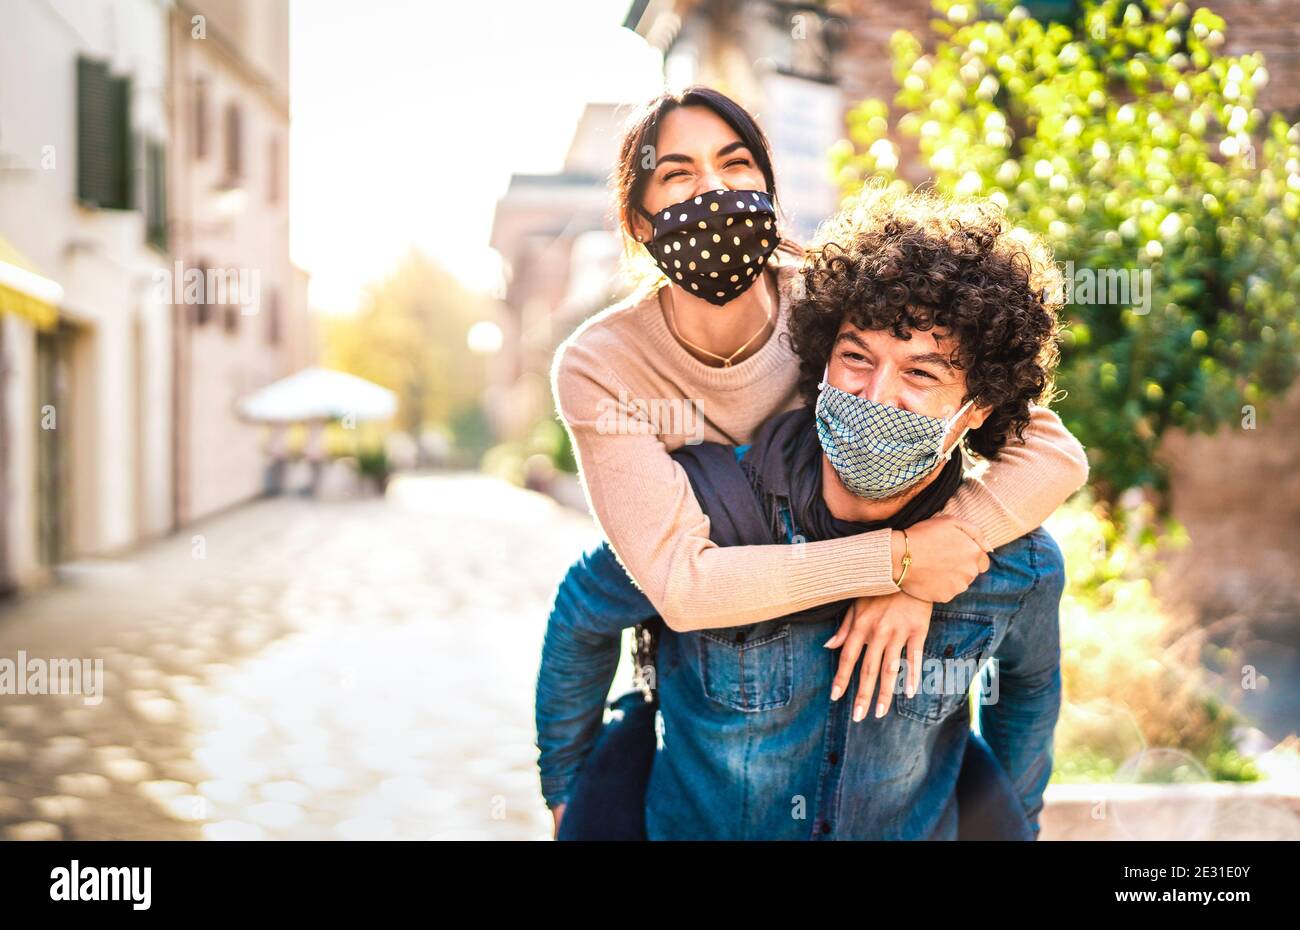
551,255,1090,631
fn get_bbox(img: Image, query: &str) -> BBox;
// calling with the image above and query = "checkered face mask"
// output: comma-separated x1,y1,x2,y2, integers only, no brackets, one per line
814,363,974,501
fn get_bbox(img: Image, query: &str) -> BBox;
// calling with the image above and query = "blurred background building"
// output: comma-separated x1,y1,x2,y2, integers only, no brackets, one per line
0,0,174,592
0,0,312,594
487,103,625,443
167,0,312,524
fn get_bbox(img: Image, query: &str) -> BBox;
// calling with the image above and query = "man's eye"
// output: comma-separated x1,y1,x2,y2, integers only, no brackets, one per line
843,351,867,363
909,370,936,380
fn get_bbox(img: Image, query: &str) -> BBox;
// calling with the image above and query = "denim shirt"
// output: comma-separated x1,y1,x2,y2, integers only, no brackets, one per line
535,447,1064,839
803,525,1063,840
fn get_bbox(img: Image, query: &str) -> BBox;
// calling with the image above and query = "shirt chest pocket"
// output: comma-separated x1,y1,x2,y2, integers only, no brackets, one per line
894,610,994,725
697,623,792,713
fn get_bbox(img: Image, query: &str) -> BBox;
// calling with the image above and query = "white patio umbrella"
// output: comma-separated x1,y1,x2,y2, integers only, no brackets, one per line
237,366,397,424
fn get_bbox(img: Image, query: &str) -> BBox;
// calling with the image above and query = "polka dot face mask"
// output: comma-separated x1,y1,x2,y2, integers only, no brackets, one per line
643,189,781,306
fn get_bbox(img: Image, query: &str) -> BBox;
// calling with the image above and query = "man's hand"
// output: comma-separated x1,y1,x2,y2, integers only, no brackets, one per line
825,591,934,722
891,515,991,603
551,803,566,838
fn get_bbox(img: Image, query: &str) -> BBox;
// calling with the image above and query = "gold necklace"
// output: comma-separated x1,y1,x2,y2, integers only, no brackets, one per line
663,281,774,369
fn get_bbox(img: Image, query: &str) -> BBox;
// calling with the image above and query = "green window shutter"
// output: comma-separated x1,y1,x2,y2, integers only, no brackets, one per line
224,104,243,180
113,75,133,210
195,79,209,159
77,57,113,206
146,140,167,250
76,56,133,210
195,259,212,326
266,288,281,345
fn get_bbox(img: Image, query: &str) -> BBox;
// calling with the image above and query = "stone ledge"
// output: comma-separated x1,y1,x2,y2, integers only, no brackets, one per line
1041,782,1300,840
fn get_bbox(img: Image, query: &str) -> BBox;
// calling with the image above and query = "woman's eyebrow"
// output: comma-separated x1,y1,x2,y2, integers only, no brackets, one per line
655,151,693,167
655,140,751,168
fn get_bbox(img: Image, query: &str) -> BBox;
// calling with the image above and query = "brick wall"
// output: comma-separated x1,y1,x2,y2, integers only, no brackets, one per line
835,0,936,184
835,0,933,109
1213,0,1300,114
1156,383,1300,622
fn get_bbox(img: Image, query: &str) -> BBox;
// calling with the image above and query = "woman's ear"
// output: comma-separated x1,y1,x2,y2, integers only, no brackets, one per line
630,210,653,244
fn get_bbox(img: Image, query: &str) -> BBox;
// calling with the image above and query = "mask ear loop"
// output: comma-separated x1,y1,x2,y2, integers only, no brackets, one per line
817,363,830,391
939,399,977,462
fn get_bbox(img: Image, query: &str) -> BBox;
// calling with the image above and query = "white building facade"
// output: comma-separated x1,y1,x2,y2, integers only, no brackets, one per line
0,0,175,589
0,0,311,592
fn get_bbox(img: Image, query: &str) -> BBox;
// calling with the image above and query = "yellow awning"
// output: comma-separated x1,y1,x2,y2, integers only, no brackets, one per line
0,237,60,330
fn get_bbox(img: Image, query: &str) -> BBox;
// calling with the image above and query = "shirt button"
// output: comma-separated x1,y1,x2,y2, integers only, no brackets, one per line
820,821,833,835
734,632,746,644
943,644,955,657
828,752,839,765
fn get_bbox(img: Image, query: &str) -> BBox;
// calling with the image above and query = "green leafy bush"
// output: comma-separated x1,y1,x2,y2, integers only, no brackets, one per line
480,413,577,487
833,0,1300,499
355,443,390,482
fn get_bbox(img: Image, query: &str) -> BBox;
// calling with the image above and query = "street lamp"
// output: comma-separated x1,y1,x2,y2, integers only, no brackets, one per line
466,320,503,356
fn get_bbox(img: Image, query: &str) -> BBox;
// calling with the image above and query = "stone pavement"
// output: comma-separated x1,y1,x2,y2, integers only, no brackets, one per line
0,474,605,841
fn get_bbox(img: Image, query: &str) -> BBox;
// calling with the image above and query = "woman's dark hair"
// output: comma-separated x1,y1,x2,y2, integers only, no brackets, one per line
613,87,785,268
787,184,1064,459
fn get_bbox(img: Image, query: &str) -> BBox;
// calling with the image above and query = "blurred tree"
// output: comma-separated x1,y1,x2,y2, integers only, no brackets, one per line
832,0,1300,501
323,249,496,448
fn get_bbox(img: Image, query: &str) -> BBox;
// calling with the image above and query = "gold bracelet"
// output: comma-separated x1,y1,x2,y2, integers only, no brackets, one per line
894,528,912,590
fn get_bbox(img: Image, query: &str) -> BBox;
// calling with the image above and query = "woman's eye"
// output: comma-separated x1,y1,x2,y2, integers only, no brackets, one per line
662,170,688,181
725,159,751,169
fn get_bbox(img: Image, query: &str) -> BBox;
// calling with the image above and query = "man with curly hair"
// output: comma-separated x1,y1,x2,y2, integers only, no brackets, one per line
536,186,1077,840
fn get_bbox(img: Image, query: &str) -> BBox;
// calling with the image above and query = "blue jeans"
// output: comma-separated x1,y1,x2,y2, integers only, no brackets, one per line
801,529,1064,840
555,691,657,841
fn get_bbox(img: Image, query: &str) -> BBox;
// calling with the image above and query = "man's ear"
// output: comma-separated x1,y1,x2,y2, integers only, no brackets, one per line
965,402,993,431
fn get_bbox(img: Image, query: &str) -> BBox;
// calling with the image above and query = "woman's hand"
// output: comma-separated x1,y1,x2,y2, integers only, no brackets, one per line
825,591,934,722
551,803,566,839
891,515,991,603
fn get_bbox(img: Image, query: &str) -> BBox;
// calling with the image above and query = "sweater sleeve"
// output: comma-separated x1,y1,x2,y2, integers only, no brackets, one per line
940,404,1090,547
552,340,899,632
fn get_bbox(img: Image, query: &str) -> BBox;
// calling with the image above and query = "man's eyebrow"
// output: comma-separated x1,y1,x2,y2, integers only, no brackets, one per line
655,140,752,168
906,351,955,370
833,331,869,350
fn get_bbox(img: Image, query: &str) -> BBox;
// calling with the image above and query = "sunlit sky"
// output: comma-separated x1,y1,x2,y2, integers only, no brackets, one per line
289,0,664,314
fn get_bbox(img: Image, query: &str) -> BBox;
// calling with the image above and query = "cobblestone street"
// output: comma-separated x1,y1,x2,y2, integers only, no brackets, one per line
0,474,606,841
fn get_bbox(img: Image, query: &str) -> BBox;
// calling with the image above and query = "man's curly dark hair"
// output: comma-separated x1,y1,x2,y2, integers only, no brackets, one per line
786,184,1064,459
